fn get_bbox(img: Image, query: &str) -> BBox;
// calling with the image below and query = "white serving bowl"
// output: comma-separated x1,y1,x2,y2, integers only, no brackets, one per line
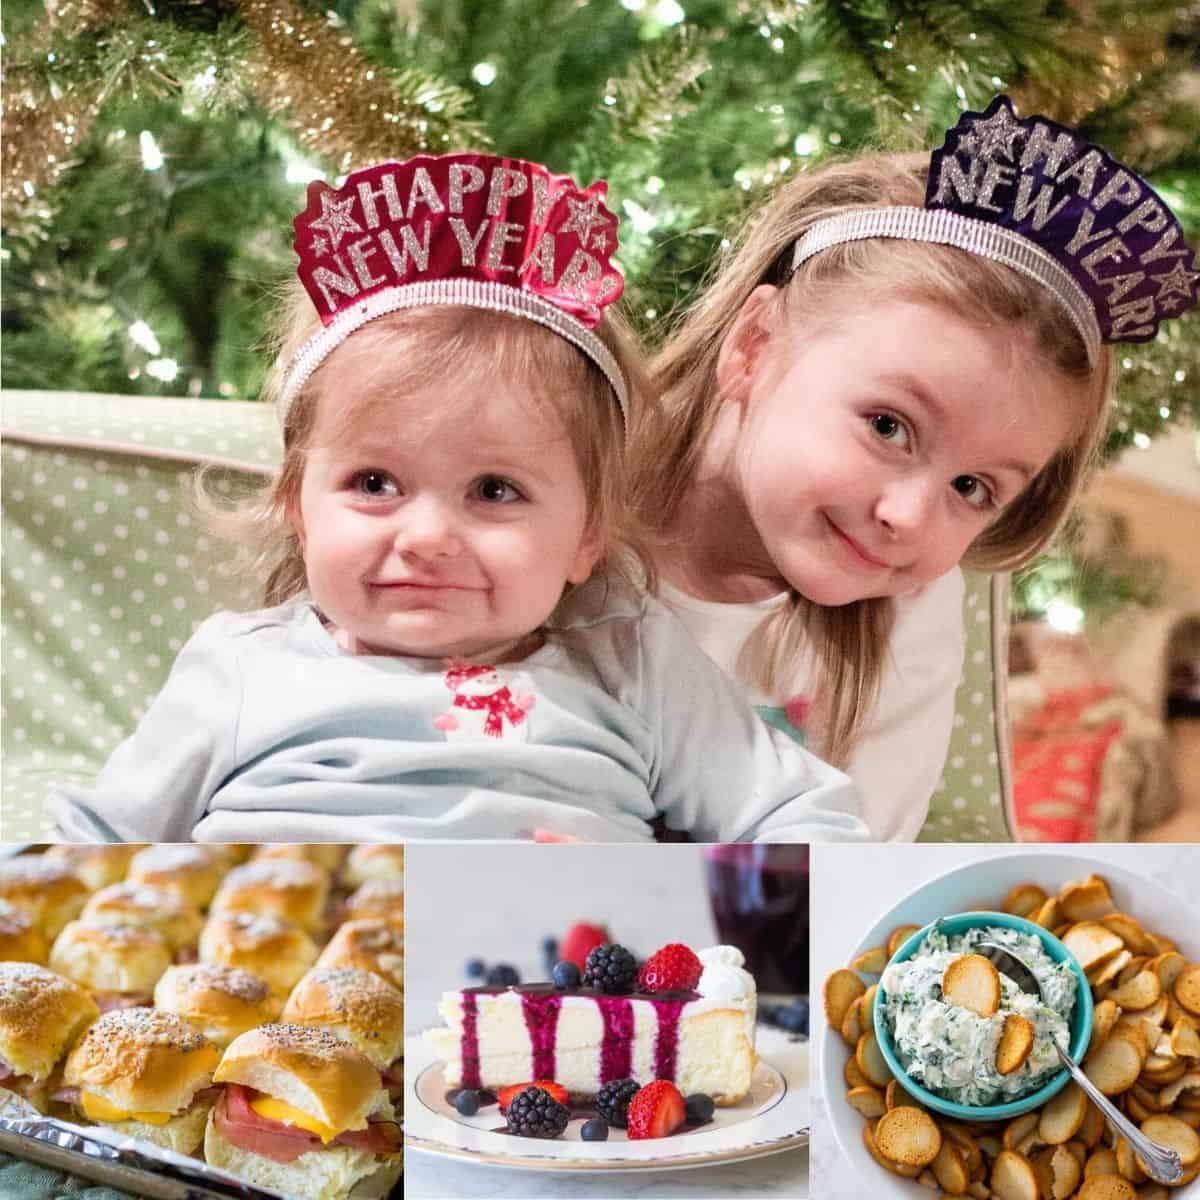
818,850,1199,1200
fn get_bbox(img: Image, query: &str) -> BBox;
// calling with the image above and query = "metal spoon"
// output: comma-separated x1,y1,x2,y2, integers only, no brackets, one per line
975,939,1183,1185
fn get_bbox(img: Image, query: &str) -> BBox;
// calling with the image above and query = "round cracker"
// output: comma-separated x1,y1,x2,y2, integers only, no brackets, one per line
997,1013,1035,1076
823,967,866,1031
1077,1174,1136,1199
1084,1028,1144,1095
943,953,1001,1018
1137,1114,1200,1168
1039,1081,1087,1145
991,1149,1041,1200
875,1104,942,1168
856,1030,892,1087
1174,965,1200,1016
845,1084,887,1119
931,1139,970,1194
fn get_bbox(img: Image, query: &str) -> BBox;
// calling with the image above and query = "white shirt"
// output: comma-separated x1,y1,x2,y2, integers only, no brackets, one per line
661,569,966,841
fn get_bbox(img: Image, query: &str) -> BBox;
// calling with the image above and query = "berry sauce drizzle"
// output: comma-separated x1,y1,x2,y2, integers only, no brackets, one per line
461,991,480,1089
593,995,634,1082
519,991,562,1080
652,998,686,1080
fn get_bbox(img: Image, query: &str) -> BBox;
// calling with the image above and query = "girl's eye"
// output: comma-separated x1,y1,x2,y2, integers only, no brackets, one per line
869,413,910,448
952,474,995,510
474,475,523,504
352,471,398,498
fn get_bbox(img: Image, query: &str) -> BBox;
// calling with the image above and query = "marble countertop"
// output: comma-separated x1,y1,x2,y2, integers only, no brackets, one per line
808,843,1200,1200
403,843,807,1198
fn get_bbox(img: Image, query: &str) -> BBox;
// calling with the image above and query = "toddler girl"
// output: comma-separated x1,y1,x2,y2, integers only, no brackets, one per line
54,152,867,845
633,96,1198,839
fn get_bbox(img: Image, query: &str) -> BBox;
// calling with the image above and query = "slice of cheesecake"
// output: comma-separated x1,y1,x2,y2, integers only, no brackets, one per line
424,946,757,1105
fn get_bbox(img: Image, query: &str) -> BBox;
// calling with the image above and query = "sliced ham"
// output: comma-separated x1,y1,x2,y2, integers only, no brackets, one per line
93,991,152,1013
50,1086,81,1105
214,1085,397,1164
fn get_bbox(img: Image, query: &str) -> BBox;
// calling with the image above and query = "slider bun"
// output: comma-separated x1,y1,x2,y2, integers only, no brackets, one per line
199,911,319,995
105,1098,213,1155
0,899,48,964
81,882,202,952
211,861,329,933
50,921,172,994
42,844,145,892
0,963,99,1082
154,963,282,1049
316,920,404,993
282,968,404,1071
341,880,404,930
0,857,89,938
253,844,348,873
213,1023,382,1133
204,1117,402,1200
342,846,404,889
127,845,222,910
64,1007,219,1115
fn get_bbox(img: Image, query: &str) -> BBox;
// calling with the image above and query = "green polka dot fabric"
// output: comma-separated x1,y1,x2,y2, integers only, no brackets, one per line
1,389,1013,842
918,571,1015,842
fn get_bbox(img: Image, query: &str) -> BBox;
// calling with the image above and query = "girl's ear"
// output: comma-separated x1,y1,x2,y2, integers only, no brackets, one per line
566,518,604,586
286,490,307,554
715,284,779,407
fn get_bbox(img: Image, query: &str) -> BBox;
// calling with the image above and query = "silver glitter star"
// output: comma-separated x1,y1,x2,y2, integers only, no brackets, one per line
961,106,1025,164
1160,294,1186,314
560,194,607,242
310,234,330,258
590,231,610,253
1153,260,1199,302
308,190,362,252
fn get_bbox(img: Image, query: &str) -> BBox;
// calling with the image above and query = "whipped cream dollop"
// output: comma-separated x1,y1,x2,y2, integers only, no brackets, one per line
696,945,757,1042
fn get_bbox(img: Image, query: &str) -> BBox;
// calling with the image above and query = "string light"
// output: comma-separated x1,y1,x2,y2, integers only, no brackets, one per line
139,131,164,171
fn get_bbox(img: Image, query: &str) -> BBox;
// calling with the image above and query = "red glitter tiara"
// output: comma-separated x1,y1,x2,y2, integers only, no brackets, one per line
278,153,628,421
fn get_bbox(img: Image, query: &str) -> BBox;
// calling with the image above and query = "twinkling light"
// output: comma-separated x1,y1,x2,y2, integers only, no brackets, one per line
1046,599,1084,634
655,0,685,25
620,0,645,9
471,62,497,86
145,358,179,382
128,321,161,355
139,131,164,171
645,176,664,195
793,131,819,156
1133,432,1151,449
623,199,656,234
285,158,326,185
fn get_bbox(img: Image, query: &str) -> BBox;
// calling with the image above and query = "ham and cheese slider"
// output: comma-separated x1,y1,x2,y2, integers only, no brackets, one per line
154,963,283,1050
199,910,319,996
127,845,223,911
0,899,48,965
42,844,144,892
252,844,348,873
210,861,329,934
50,921,171,1011
315,919,403,994
59,1007,220,1153
0,963,99,1110
339,879,404,931
282,968,404,1100
0,857,89,940
341,846,404,889
81,882,202,959
204,1023,402,1200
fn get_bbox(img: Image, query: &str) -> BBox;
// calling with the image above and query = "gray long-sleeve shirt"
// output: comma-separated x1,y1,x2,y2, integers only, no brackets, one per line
53,579,867,844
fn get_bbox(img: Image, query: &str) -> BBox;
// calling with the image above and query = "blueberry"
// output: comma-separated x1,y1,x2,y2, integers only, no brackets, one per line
465,957,486,979
541,936,559,957
777,997,809,1035
758,1004,780,1027
553,960,582,990
685,1093,715,1125
581,1117,609,1141
455,1089,481,1116
486,963,520,987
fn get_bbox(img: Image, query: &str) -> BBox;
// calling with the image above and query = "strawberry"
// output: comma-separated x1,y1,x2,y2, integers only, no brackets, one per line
625,1080,686,1140
560,922,609,969
497,1081,569,1112
637,943,702,993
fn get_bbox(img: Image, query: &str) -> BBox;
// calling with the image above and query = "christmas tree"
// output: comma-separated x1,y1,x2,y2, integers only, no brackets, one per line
3,0,1198,624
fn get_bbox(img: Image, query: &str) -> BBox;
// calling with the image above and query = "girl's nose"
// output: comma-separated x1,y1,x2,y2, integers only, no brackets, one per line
873,475,938,540
394,498,462,558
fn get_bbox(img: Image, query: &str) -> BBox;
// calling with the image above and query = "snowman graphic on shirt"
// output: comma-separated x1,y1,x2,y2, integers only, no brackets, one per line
433,662,536,743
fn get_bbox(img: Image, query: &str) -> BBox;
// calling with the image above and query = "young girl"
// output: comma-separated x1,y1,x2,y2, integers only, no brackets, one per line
634,96,1198,840
53,152,866,845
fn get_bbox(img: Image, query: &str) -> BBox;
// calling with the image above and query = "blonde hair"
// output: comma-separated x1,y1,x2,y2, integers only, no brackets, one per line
198,277,652,612
635,151,1113,764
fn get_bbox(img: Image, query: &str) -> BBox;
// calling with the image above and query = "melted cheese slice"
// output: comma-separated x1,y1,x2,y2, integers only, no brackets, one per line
80,1091,172,1125
249,1095,339,1143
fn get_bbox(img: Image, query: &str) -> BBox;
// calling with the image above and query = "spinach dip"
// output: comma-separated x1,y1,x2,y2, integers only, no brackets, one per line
880,924,1075,1106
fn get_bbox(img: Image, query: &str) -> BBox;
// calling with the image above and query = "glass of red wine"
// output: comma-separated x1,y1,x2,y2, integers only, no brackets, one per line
703,844,809,996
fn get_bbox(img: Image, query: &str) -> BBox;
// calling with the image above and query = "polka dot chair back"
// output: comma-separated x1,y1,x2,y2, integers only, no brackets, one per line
0,390,1015,841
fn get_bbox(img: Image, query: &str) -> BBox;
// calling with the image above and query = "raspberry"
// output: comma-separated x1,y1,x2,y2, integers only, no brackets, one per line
582,943,638,993
625,1080,686,1140
637,943,702,993
505,1085,570,1138
560,922,609,969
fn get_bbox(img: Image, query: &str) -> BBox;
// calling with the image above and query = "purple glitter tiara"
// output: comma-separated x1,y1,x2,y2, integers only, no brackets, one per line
790,95,1198,361
927,95,1198,345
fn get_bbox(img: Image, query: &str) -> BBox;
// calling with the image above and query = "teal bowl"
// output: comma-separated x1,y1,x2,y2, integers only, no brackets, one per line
872,910,1093,1121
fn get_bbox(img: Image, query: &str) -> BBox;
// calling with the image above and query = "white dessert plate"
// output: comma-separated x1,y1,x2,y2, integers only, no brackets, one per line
818,851,1200,1199
404,1023,809,1171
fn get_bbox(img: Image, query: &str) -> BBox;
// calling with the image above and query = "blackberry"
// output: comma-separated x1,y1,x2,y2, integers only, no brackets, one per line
506,1086,570,1139
485,963,520,987
582,944,638,994
595,1077,640,1128
553,960,581,990
581,1117,609,1141
454,1089,480,1116
685,1093,715,1125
